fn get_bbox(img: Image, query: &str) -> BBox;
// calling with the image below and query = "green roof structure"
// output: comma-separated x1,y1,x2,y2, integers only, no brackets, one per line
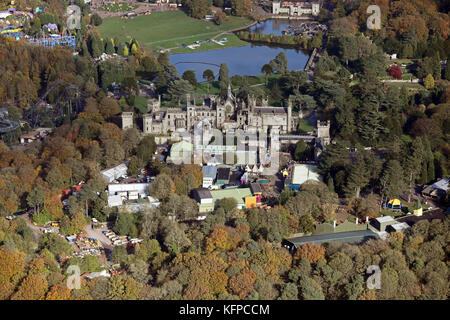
210,187,253,209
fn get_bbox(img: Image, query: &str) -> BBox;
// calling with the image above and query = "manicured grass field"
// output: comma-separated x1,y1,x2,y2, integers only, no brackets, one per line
97,11,252,52
169,33,248,54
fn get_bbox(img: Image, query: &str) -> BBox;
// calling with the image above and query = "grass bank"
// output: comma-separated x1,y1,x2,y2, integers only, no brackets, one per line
97,11,252,52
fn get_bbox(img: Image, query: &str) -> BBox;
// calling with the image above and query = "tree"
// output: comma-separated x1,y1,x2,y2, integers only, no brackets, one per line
310,30,323,49
261,64,273,85
388,65,403,79
279,282,299,300
231,0,252,17
285,71,308,93
127,156,144,176
213,8,227,25
228,267,257,299
379,160,407,204
218,63,230,96
123,45,129,57
0,247,26,285
148,174,175,201
90,36,103,58
91,13,103,26
182,70,198,88
344,160,370,198
218,197,237,214
294,140,309,161
167,79,193,105
11,274,48,300
270,52,288,74
299,276,325,300
136,135,156,165
158,52,170,66
105,38,115,54
98,96,120,119
185,0,209,19
293,243,325,264
27,187,45,213
114,212,137,237
424,74,435,89
202,69,215,93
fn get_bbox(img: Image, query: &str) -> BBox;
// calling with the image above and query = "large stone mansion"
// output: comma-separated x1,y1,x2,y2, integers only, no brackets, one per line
122,90,298,136
272,1,321,17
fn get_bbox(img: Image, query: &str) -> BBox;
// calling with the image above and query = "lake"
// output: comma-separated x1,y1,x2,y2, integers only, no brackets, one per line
248,19,309,36
170,19,309,78
170,43,309,77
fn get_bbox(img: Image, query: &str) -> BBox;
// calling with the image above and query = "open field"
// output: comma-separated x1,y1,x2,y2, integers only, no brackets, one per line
97,11,252,52
169,33,249,54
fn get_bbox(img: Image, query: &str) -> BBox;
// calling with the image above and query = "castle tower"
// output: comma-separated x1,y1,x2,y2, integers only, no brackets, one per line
147,95,161,113
287,98,292,133
121,112,133,130
227,83,233,101
317,120,330,138
186,93,191,107
272,1,281,14
143,114,153,134
216,105,225,128
312,3,320,16
247,95,256,112
187,105,195,129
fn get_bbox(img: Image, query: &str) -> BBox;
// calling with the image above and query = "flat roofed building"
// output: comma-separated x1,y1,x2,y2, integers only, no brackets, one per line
387,222,410,233
101,163,128,183
193,188,214,213
108,183,149,197
285,164,321,191
282,230,379,253
108,194,123,208
210,187,253,210
373,216,396,232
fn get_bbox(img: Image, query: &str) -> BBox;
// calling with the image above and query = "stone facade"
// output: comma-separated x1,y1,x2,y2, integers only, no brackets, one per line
124,91,296,136
121,112,134,130
272,1,320,16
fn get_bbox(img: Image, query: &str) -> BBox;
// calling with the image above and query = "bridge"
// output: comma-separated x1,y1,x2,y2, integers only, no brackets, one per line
278,135,316,141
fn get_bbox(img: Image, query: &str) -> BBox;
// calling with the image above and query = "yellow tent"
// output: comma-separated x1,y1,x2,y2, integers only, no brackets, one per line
388,199,401,206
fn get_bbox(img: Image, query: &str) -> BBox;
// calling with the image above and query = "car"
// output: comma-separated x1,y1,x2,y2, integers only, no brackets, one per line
6,215,14,220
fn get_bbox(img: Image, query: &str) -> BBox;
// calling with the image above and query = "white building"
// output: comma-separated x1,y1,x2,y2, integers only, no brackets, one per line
108,194,123,208
101,163,128,183
285,164,322,190
108,183,150,197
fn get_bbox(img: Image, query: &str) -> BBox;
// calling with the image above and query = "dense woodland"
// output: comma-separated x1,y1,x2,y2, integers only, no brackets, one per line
0,0,448,300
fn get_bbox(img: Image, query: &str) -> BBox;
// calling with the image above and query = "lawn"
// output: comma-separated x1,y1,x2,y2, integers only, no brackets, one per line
298,119,314,132
169,33,248,54
134,96,148,113
97,11,252,52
